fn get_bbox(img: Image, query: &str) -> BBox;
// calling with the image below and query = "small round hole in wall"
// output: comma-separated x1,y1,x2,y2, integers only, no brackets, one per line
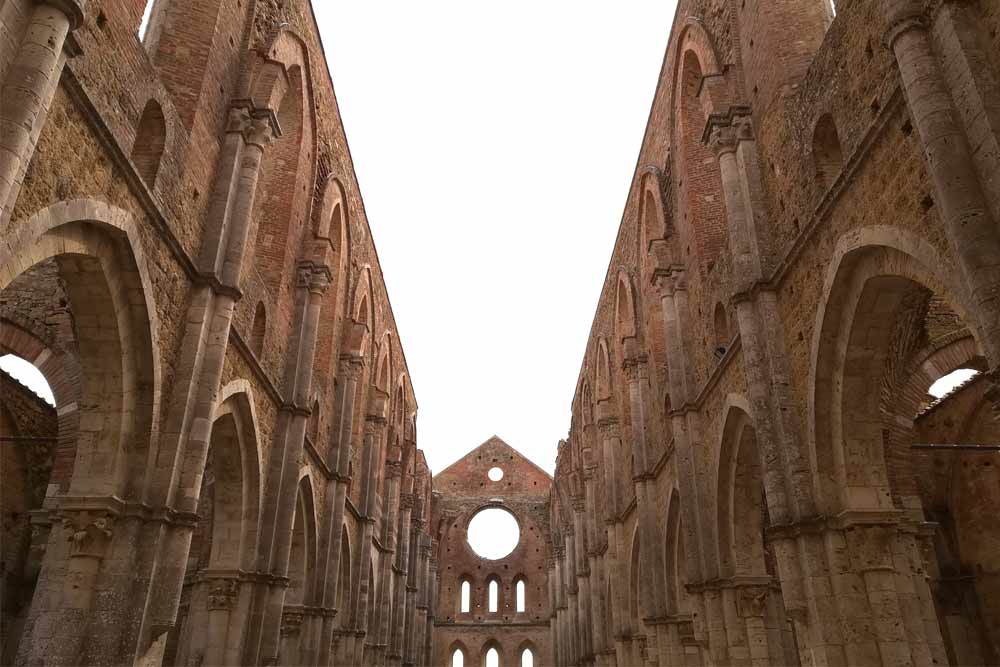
488,467,504,482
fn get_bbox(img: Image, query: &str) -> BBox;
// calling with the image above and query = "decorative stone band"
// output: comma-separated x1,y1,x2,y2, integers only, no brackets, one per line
685,574,779,595
764,508,908,542
644,612,696,627
56,495,201,528
193,271,243,300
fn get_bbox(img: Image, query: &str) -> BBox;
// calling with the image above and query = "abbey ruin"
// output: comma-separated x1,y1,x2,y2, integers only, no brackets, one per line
2,0,1000,665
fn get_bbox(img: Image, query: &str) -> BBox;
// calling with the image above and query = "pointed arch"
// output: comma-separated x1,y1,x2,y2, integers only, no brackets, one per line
131,99,166,186
813,113,844,189
670,19,730,274
285,475,318,609
595,338,613,401
615,272,638,343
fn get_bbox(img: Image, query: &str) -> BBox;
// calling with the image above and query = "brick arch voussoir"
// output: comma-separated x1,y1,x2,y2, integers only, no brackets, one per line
0,315,73,407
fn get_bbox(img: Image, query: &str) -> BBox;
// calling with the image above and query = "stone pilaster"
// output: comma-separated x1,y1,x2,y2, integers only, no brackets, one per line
0,0,84,226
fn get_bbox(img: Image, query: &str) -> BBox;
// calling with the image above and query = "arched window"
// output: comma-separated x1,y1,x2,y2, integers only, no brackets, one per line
131,99,166,186
451,648,465,667
486,647,500,667
460,579,471,613
488,579,499,613
813,113,844,190
515,579,526,612
520,648,534,667
250,302,266,357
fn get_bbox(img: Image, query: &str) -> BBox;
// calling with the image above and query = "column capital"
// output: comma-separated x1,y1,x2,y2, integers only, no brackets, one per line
338,353,365,380
622,353,648,382
296,261,332,294
227,102,279,148
881,0,927,47
703,105,754,153
385,460,403,479
62,510,114,558
38,0,85,31
206,577,241,611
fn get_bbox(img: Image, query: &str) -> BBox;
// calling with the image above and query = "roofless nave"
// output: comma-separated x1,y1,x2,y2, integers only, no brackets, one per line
1,0,1000,665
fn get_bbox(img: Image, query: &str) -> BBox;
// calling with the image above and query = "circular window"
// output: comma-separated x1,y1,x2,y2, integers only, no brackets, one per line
487,466,504,481
467,507,520,559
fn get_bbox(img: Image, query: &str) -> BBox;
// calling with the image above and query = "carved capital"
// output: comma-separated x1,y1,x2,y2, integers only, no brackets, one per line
385,460,403,479
597,416,620,439
62,512,114,558
242,113,275,149
737,586,770,618
39,0,86,31
399,492,415,511
338,354,365,381
296,262,332,294
882,2,927,48
622,354,648,382
207,577,240,611
707,124,739,157
280,607,305,636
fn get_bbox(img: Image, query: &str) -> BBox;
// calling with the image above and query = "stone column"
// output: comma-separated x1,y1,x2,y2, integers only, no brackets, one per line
255,261,331,666
423,556,437,667
316,353,363,665
547,556,559,666
596,410,631,667
572,499,593,665
17,511,113,665
0,0,84,225
583,461,610,665
881,0,1000,368
411,535,431,667
402,514,423,667
622,344,669,625
654,268,715,660
349,390,389,665
388,489,414,665
373,459,403,665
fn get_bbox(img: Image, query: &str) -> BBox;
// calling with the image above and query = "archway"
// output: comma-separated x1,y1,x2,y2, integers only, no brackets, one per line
0,206,161,665
718,406,800,665
167,388,261,667
810,232,980,664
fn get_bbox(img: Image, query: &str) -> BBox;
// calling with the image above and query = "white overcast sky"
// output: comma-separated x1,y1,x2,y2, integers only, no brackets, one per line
315,2,678,474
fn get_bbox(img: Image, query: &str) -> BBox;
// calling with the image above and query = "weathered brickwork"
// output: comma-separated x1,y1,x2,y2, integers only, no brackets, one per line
0,1,436,666
548,0,1000,666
